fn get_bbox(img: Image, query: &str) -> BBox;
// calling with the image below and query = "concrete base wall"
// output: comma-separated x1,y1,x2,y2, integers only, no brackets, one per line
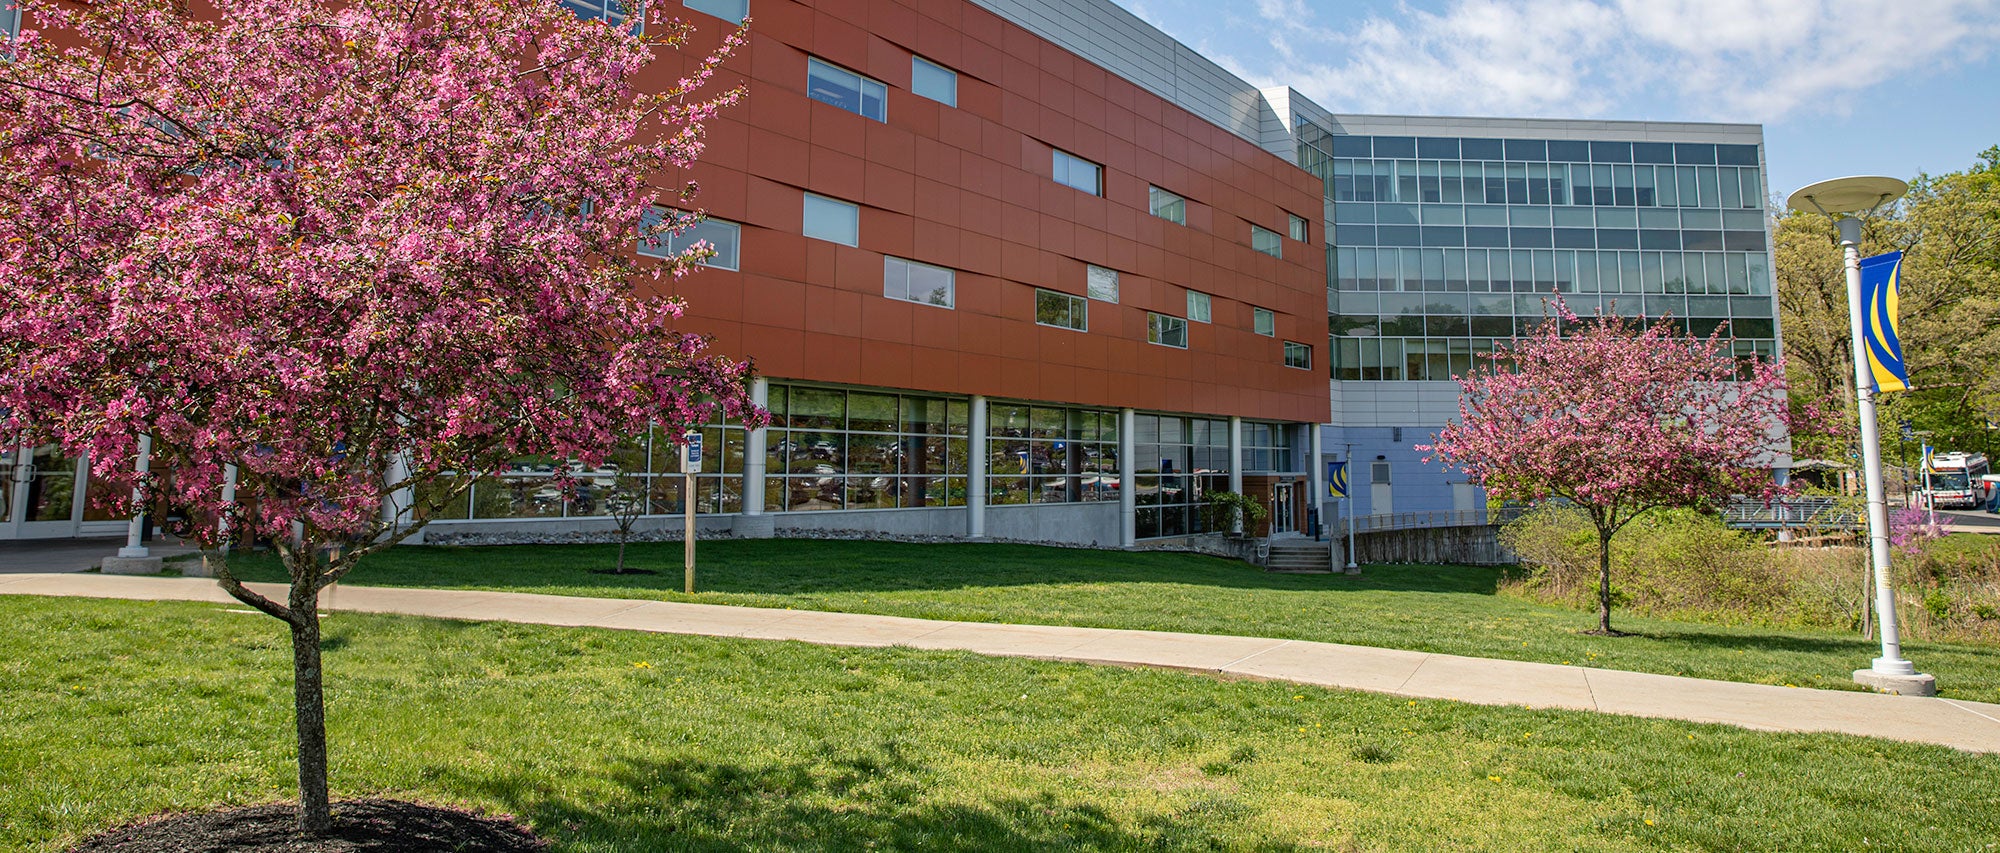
985,502,1121,547
1349,525,1515,566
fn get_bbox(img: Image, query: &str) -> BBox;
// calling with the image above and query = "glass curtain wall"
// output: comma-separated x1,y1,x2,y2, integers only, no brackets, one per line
765,385,971,511
418,415,746,521
986,404,1120,505
1133,414,1229,539
1299,125,1777,382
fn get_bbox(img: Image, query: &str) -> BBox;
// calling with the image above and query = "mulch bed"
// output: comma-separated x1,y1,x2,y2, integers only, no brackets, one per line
68,799,549,852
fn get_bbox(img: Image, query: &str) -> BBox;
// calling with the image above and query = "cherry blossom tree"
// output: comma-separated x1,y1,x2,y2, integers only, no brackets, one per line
0,0,758,833
1420,303,1804,636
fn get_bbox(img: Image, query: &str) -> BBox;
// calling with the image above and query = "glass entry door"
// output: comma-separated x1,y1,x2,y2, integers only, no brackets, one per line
4,444,87,539
1270,483,1296,535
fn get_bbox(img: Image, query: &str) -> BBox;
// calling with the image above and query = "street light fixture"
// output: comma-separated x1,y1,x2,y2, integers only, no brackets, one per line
1785,176,1936,696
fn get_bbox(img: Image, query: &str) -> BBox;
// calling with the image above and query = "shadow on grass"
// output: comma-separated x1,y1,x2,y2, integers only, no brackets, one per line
441,739,1296,851
1632,628,1871,656
227,539,1515,598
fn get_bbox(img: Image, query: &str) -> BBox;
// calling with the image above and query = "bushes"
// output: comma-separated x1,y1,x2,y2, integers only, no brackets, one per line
1500,507,2000,642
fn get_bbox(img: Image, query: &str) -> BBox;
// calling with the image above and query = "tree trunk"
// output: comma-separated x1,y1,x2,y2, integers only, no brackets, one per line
289,584,332,835
1594,526,1617,635
616,538,628,574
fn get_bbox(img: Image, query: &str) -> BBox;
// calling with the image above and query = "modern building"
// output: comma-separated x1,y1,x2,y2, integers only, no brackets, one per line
3,0,1333,548
2,0,1780,548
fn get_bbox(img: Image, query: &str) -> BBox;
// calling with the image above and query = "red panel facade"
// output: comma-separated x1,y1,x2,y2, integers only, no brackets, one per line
650,0,1329,423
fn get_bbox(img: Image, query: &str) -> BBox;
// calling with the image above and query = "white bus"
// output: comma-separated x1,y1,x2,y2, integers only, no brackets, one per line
1921,451,1992,509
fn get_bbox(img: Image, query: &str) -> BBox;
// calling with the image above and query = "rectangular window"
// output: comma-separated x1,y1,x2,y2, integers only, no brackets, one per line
1149,186,1186,224
1252,224,1282,258
682,0,748,23
1283,341,1312,369
1186,290,1211,323
803,193,859,246
562,0,642,30
1036,289,1087,331
636,208,741,270
1086,264,1119,302
2,5,18,38
1372,461,1391,484
1147,313,1188,348
1289,214,1309,242
911,56,957,107
884,256,954,308
807,57,886,122
1253,307,1275,337
1053,149,1101,196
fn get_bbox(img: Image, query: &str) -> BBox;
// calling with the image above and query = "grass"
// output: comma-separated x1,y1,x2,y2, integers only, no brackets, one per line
6,595,1999,852
213,538,2000,703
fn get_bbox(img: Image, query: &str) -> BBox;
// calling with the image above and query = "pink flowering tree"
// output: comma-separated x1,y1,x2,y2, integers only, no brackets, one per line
0,0,758,833
1420,303,1803,635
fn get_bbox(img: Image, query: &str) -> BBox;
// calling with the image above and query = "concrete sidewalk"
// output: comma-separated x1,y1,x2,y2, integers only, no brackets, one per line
5,572,1999,754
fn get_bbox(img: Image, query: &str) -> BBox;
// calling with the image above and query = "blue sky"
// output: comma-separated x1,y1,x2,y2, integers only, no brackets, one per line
1117,0,2000,199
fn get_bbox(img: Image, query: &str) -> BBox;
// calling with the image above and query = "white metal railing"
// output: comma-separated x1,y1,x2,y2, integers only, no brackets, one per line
1336,507,1523,534
1720,496,1860,530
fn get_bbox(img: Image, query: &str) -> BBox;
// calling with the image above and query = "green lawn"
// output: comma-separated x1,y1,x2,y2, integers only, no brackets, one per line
6,596,1997,852
211,538,2000,703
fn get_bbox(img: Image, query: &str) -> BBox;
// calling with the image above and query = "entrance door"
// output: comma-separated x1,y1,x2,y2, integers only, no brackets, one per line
4,444,86,539
1270,483,1296,535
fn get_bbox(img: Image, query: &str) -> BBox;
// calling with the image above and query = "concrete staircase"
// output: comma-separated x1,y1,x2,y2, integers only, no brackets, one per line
1263,538,1334,573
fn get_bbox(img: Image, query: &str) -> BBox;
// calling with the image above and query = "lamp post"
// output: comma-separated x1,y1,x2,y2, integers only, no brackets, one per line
1786,176,1935,696
1343,442,1359,573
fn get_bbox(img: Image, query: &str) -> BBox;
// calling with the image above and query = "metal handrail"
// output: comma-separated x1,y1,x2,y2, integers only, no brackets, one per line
1338,507,1523,534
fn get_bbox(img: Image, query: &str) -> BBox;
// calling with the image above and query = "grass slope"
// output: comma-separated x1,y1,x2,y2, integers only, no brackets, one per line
215,539,2000,702
5,596,1998,852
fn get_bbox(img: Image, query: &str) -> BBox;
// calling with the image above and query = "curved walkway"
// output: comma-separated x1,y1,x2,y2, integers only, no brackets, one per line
5,572,1999,754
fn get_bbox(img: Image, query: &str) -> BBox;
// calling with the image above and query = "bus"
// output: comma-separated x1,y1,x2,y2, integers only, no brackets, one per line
1921,451,1992,509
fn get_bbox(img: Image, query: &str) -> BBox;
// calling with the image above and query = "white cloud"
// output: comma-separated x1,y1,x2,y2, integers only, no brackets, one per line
1233,0,2000,122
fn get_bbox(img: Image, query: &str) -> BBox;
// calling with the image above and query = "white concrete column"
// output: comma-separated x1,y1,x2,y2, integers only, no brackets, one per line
1308,425,1326,538
219,464,238,553
743,377,769,516
967,395,988,538
118,435,152,558
1118,407,1136,547
1227,416,1245,534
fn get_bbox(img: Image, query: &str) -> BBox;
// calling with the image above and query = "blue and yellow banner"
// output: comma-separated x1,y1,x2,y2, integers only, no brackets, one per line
1327,461,1348,498
1860,251,1910,393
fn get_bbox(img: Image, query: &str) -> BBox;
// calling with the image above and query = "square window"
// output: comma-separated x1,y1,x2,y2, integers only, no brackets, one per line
562,0,642,31
636,208,741,270
807,57,886,122
884,256,954,308
1036,289,1087,331
1149,186,1186,224
1053,148,1101,196
1252,224,1282,258
803,193,859,246
912,56,957,107
1284,341,1312,369
682,0,747,22
1147,313,1187,348
1253,307,1275,337
1086,264,1119,303
1186,291,1211,323
1289,214,1309,242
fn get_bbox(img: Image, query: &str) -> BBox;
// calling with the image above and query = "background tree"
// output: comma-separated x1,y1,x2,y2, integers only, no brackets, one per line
0,0,757,834
1420,305,1802,635
1775,147,2000,462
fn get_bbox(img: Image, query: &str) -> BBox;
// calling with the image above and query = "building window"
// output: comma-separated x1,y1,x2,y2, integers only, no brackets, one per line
765,384,970,512
682,0,747,23
1253,307,1275,337
803,193,859,246
1372,460,1391,484
1132,413,1231,538
636,208,741,270
1147,312,1187,348
987,404,1122,506
562,0,641,30
1053,148,1101,196
1149,186,1186,224
1289,214,1309,242
912,56,957,106
1036,289,1087,331
1186,290,1211,323
807,57,886,122
884,256,954,308
2,5,18,38
1284,341,1312,369
1086,264,1119,302
1252,224,1282,258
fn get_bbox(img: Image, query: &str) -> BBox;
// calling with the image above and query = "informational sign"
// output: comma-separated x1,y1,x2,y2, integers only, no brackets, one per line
682,430,703,473
1900,419,1915,442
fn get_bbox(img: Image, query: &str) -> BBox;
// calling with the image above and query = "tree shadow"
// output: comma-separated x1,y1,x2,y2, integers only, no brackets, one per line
1624,628,1870,656
435,739,1305,851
